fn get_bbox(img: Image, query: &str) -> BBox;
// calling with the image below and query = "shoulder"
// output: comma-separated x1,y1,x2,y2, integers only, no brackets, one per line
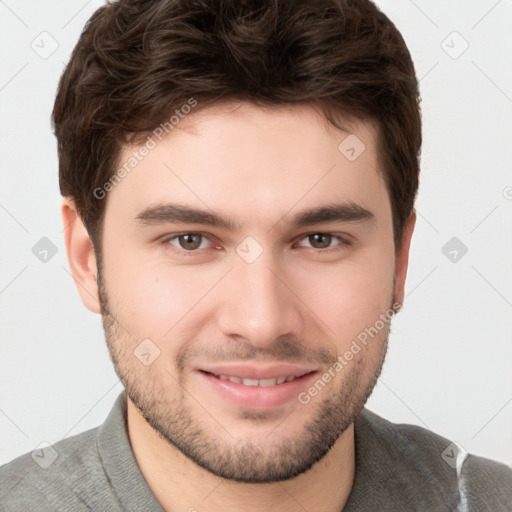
356,408,512,509
0,427,114,511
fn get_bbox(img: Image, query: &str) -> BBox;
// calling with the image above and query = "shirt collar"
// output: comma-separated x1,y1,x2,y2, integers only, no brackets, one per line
97,392,165,511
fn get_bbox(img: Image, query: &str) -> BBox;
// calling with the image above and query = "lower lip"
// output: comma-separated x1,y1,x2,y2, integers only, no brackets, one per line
197,371,317,410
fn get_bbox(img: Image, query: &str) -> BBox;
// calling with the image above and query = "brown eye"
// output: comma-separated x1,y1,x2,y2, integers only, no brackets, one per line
308,233,332,249
177,234,203,250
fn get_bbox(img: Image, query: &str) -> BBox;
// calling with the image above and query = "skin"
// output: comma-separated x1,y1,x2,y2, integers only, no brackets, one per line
62,101,415,512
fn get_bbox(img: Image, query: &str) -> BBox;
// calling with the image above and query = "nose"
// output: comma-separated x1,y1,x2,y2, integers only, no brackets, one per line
216,252,305,349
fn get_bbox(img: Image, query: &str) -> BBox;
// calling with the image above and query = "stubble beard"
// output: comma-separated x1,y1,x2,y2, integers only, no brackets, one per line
97,269,390,483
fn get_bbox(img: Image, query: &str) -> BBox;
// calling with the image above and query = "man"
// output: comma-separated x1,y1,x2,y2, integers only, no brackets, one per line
1,0,511,510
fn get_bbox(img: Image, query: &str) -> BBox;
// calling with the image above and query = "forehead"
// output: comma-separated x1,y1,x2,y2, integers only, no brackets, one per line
104,101,389,230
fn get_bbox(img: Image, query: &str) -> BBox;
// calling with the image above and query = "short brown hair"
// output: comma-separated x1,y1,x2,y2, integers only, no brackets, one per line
53,0,421,251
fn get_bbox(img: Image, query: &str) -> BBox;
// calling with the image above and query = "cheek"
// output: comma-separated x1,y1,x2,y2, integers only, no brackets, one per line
294,249,395,343
106,258,223,340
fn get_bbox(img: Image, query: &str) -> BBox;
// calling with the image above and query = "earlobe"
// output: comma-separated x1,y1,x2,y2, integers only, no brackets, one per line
393,211,416,309
61,197,101,314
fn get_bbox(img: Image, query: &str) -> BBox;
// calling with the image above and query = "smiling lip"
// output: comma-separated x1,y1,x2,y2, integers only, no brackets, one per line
196,363,318,410
198,363,317,381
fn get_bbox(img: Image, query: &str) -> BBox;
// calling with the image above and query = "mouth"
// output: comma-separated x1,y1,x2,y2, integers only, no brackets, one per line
195,364,318,410
203,372,309,387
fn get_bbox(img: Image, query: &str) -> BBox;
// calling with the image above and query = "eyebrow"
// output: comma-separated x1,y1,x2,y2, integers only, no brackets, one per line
291,202,374,227
134,201,374,231
135,203,239,231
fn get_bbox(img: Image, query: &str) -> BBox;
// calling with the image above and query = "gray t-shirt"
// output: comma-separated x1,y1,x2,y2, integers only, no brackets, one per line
1,392,511,511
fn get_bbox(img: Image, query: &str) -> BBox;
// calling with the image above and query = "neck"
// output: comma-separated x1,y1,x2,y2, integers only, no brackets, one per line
126,398,356,512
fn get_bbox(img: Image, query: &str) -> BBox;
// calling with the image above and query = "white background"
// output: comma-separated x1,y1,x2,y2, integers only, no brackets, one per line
1,0,511,466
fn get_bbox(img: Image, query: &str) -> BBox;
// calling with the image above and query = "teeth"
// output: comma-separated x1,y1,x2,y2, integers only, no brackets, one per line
242,378,259,386
258,378,277,387
216,374,298,386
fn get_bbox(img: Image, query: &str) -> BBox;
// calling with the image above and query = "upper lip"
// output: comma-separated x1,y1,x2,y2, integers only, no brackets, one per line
197,363,317,380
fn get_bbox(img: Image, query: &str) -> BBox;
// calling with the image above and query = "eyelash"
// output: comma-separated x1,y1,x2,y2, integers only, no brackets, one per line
161,232,352,255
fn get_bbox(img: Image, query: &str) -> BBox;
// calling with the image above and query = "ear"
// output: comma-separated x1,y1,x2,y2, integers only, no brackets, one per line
393,211,416,310
61,197,100,314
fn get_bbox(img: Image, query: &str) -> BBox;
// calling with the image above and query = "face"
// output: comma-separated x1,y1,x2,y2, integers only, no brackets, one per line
96,102,404,483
